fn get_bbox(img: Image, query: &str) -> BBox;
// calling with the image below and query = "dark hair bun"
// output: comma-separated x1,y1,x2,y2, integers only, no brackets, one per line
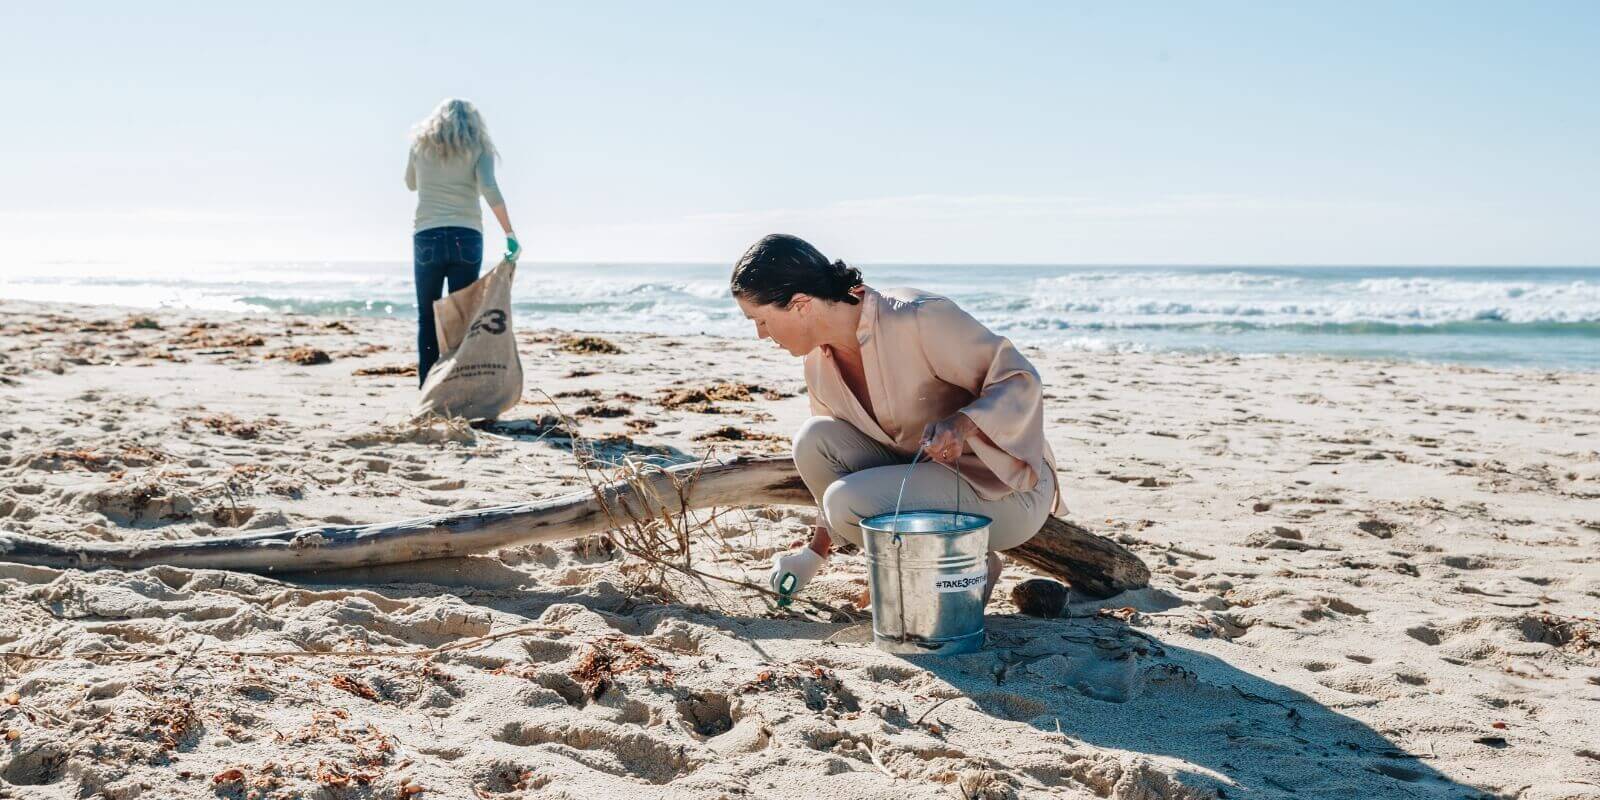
730,234,863,307
830,259,863,294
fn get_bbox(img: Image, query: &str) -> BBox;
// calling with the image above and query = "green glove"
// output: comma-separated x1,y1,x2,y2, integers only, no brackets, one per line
504,232,522,263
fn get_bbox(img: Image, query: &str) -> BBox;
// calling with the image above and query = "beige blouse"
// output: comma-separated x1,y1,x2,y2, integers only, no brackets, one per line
803,286,1060,511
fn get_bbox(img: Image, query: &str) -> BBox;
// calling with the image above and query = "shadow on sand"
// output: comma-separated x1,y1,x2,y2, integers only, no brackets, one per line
265,478,1489,800
889,611,1492,799
479,417,696,468
281,554,1490,799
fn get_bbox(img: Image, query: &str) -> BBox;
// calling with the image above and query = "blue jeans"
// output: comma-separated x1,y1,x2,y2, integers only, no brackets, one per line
413,226,483,385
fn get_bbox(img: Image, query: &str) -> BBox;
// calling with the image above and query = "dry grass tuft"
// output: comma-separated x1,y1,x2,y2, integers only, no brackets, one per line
558,335,622,354
330,674,381,702
352,364,417,377
575,404,630,418
693,426,786,443
570,635,668,700
176,325,265,349
33,449,113,471
196,413,274,440
658,381,789,413
277,347,332,366
531,391,862,621
145,695,201,751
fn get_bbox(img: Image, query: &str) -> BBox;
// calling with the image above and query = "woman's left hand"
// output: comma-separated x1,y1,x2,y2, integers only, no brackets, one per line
921,412,977,466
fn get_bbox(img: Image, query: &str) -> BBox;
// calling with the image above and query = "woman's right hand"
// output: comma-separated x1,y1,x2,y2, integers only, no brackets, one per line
921,412,976,466
504,232,522,263
768,547,826,602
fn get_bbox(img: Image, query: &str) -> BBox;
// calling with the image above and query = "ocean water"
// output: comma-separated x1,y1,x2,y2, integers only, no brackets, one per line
3,264,1596,370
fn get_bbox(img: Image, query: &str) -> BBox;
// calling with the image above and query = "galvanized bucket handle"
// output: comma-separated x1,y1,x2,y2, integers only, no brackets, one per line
889,444,963,542
884,443,967,647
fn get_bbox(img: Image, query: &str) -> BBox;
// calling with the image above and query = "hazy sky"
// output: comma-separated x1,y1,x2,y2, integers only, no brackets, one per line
1,1,1596,267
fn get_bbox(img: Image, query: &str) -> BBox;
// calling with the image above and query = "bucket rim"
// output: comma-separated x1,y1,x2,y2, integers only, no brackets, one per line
858,509,993,535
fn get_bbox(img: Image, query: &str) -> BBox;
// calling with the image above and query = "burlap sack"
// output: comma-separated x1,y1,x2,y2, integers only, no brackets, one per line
414,259,523,421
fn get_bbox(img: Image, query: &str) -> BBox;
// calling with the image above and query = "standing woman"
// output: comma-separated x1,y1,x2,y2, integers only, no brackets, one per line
405,98,521,384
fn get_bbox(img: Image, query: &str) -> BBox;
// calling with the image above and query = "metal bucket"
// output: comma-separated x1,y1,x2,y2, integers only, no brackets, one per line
859,510,991,656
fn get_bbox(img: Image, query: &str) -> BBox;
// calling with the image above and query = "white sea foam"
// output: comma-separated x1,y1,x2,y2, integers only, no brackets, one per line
3,263,1597,367
1003,272,1600,327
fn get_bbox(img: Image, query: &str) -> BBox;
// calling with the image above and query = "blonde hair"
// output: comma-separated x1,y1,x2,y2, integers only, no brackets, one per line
410,98,498,162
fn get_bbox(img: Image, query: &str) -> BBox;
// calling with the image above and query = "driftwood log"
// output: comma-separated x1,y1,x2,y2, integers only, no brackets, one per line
0,455,1149,597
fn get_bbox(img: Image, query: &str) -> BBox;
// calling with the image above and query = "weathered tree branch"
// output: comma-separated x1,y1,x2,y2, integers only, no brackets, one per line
0,455,1148,597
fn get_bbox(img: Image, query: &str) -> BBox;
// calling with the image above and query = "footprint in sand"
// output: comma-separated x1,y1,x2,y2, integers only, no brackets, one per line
0,497,40,521
1194,433,1230,456
861,663,921,685
1405,625,1443,646
1315,670,1410,700
1441,554,1502,571
342,455,393,473
525,672,587,707
493,718,701,784
641,619,708,655
521,638,578,663
0,740,70,786
675,692,735,738
473,764,553,794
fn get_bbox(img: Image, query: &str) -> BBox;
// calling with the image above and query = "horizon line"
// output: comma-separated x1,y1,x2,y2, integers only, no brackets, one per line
11,260,1600,270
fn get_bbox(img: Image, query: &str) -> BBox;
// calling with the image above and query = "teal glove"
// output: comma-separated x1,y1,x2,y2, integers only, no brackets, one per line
504,232,522,263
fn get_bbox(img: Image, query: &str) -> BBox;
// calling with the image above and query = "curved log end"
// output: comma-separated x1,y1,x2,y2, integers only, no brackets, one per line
1008,516,1152,600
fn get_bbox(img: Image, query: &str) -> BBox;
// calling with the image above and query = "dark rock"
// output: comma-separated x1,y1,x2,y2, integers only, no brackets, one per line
1012,578,1069,618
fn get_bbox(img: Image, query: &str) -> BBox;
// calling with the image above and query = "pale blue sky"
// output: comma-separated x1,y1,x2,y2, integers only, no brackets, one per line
1,1,1596,267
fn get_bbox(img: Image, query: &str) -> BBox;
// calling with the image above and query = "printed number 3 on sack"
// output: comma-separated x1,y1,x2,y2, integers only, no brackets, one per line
470,310,507,336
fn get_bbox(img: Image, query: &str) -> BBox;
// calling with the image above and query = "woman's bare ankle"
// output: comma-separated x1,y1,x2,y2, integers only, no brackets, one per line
807,525,832,558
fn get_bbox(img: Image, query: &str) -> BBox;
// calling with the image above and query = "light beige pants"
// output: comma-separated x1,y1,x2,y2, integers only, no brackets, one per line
792,416,1054,551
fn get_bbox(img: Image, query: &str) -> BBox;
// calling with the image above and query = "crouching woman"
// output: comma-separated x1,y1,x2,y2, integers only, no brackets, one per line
729,234,1060,605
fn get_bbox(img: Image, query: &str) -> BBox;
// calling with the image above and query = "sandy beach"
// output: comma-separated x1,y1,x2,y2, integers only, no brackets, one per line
1,298,1597,799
